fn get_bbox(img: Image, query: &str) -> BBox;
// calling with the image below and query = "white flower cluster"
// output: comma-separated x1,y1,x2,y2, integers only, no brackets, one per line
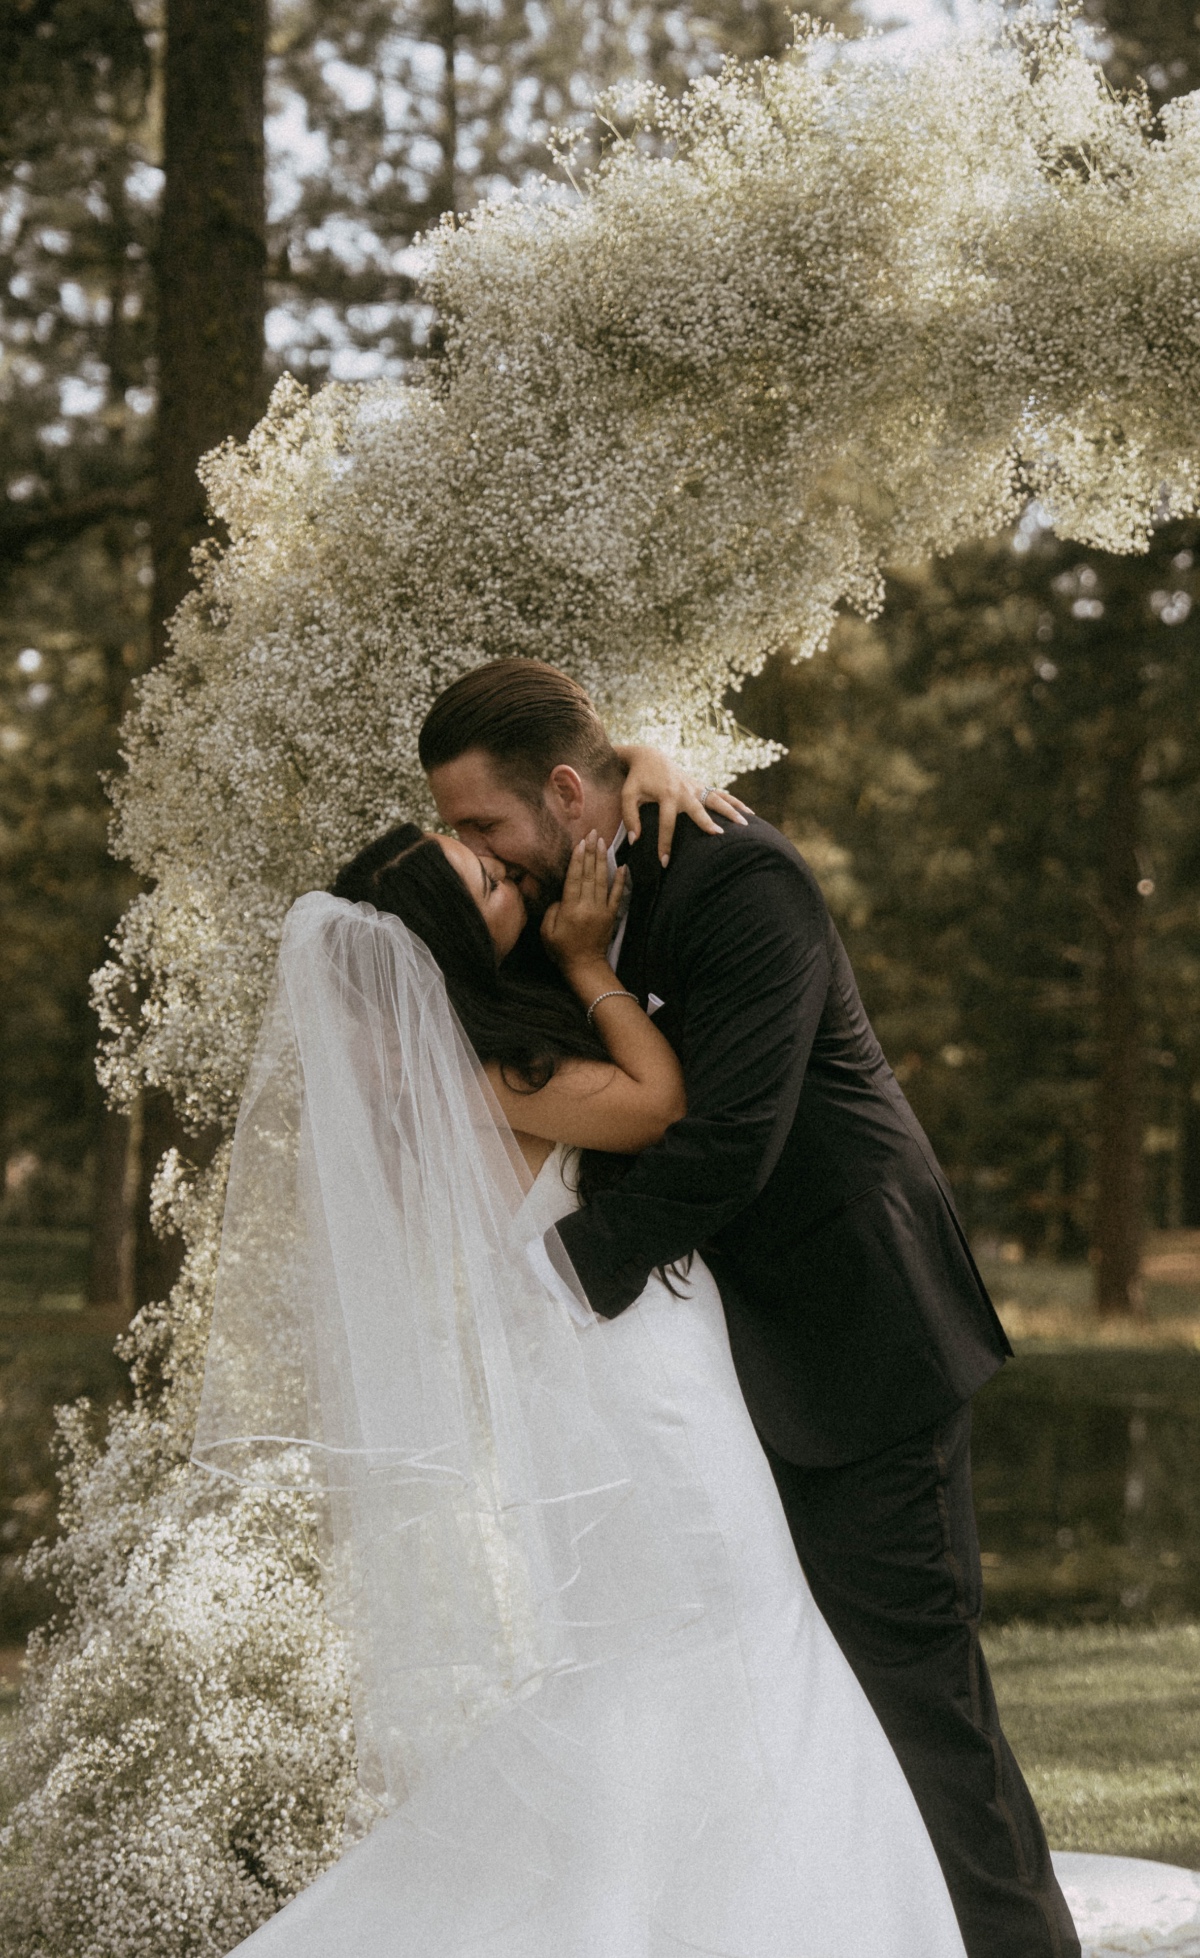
100,17,1200,1136
0,1163,358,1955
5,15,1199,1950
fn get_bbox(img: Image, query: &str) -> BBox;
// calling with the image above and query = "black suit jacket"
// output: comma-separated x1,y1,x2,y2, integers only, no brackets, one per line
553,810,1011,1467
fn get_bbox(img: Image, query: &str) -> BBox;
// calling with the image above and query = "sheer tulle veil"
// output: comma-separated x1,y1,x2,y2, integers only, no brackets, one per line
191,893,762,1858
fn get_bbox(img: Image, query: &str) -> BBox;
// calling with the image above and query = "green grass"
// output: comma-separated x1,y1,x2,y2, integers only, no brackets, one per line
0,1228,88,1316
976,1258,1098,1311
985,1621,1200,1869
976,1253,1200,1332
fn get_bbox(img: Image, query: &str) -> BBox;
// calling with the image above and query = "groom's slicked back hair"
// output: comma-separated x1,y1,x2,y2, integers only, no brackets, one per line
418,658,622,803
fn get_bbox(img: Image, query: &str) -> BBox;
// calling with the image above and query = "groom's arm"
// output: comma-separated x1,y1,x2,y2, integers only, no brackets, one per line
551,837,830,1318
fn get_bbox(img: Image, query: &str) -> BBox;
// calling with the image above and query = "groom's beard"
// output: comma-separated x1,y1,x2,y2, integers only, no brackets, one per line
505,811,574,924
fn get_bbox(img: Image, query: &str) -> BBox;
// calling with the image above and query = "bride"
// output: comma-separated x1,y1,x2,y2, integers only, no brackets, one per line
193,760,968,1958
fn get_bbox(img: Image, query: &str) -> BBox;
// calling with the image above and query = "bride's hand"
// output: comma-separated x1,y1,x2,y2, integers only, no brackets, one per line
541,832,627,983
615,743,753,867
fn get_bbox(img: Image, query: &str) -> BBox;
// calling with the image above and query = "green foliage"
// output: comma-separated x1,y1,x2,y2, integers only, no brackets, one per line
0,537,141,1221
264,0,811,379
0,0,153,1216
738,519,1200,1251
0,0,154,518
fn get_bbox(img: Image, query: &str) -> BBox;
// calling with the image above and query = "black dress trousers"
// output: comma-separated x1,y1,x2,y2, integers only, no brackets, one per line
760,1406,1080,1958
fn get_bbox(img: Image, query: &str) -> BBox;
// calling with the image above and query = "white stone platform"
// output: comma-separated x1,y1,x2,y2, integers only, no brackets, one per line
1054,1854,1200,1956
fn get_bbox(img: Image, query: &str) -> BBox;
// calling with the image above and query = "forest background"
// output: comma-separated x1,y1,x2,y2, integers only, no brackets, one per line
2,0,1200,1630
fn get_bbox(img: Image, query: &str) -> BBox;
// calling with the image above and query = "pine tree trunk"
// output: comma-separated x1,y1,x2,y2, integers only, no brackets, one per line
152,0,267,642
432,0,459,217
137,0,266,1308
1092,679,1147,1319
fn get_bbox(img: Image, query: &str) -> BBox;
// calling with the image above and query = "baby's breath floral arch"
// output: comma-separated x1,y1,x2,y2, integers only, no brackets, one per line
3,15,1200,1955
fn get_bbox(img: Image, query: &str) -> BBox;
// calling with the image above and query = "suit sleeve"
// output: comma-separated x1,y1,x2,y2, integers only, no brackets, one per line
553,842,830,1317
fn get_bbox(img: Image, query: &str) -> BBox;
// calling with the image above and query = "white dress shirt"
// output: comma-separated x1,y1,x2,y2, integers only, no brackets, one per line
606,822,631,972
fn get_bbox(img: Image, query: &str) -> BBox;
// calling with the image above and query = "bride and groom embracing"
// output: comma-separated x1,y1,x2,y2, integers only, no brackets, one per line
200,658,1079,1958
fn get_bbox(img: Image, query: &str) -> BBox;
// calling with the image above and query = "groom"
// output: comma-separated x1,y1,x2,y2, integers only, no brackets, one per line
421,657,1079,1958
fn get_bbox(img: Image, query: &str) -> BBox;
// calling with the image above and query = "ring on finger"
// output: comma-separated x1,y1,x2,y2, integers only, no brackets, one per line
698,786,712,807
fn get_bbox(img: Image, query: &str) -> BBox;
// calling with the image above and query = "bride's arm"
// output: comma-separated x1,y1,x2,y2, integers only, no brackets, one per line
614,743,752,866
484,834,685,1152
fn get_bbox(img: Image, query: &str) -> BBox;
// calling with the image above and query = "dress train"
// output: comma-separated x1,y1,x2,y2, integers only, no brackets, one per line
231,1147,967,1958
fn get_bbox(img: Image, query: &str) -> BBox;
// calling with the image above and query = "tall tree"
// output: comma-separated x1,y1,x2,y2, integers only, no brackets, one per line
0,0,154,1310
153,0,267,641
133,0,267,1309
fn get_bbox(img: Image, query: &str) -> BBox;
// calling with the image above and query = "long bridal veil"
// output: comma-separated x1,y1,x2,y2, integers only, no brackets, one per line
191,893,763,1920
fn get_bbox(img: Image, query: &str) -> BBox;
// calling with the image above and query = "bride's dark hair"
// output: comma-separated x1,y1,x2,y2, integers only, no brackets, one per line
331,823,683,1265
330,821,608,1093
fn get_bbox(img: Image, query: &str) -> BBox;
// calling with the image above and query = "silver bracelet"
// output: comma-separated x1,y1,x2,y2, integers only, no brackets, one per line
586,988,635,1026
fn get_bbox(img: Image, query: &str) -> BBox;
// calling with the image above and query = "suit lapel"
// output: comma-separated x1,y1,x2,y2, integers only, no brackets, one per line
615,812,664,1004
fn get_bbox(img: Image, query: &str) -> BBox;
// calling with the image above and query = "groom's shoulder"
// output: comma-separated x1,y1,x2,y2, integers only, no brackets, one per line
676,809,815,880
642,808,827,911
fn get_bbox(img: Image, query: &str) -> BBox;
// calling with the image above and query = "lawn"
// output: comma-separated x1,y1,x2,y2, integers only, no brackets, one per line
985,1621,1200,1869
976,1236,1200,1346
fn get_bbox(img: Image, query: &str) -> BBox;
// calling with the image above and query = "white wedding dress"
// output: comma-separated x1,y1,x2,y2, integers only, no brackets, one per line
231,1145,967,1958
